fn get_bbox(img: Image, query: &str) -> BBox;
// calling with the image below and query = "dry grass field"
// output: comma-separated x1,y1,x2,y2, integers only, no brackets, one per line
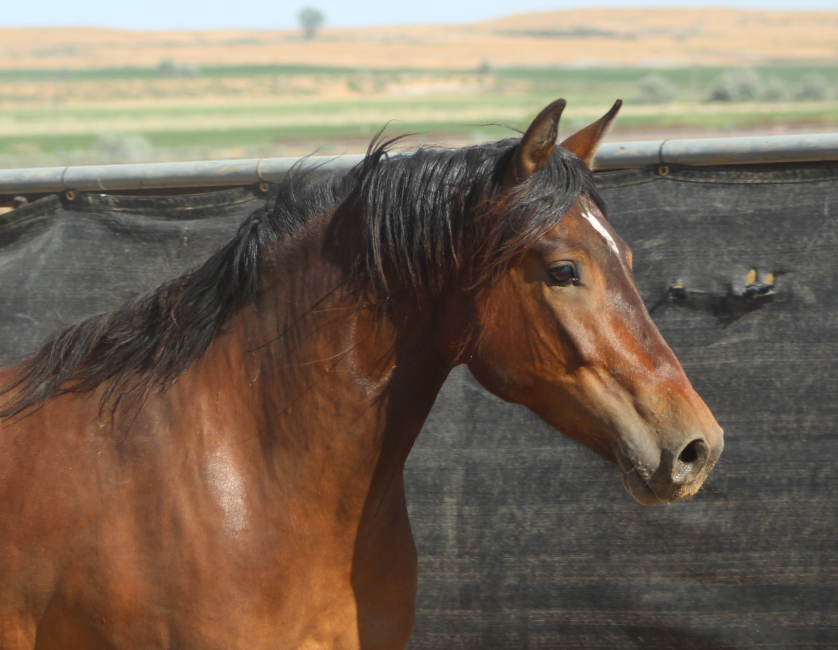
0,8,836,168
3,9,838,70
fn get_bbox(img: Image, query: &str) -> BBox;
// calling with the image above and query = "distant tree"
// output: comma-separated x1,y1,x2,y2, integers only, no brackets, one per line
298,7,325,39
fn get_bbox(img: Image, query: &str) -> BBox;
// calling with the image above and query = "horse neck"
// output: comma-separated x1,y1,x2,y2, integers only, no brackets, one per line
215,215,451,514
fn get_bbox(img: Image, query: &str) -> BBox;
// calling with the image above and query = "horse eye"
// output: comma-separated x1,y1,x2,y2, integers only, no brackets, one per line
549,264,576,286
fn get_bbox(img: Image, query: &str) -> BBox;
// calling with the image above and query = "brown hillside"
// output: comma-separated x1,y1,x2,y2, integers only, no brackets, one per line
2,8,837,70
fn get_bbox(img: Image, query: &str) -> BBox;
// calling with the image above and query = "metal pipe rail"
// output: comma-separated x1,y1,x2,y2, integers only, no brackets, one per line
1,133,837,195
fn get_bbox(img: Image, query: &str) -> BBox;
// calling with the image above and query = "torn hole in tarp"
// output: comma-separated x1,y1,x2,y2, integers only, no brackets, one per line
649,268,780,325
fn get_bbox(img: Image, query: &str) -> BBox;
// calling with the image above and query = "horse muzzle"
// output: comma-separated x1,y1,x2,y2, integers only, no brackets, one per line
616,428,724,505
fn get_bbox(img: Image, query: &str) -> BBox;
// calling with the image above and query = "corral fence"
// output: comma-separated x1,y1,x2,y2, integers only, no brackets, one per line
2,133,838,649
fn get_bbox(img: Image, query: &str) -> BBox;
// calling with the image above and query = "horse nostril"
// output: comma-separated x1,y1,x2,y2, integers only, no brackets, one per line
679,440,701,464
673,439,708,484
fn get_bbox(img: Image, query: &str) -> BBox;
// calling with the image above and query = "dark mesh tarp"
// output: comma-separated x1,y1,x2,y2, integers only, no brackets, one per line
1,162,838,649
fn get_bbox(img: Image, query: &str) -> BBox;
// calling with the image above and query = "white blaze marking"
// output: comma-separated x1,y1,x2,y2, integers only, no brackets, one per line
582,208,621,258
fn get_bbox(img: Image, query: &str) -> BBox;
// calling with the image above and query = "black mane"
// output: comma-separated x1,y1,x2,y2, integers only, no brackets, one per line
0,135,602,418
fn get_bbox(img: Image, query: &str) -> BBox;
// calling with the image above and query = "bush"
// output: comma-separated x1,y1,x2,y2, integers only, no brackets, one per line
92,133,153,163
179,63,200,78
156,58,200,78
709,68,763,102
761,77,787,102
795,73,831,101
157,58,177,78
634,74,677,104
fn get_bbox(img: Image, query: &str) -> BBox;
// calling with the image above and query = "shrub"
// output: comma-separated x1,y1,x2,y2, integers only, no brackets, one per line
156,59,200,78
795,73,831,101
634,74,677,104
179,63,200,78
157,58,177,78
709,68,763,102
761,77,788,102
92,133,153,163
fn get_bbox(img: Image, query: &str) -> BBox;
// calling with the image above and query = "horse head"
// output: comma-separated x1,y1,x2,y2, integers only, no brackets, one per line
443,100,724,504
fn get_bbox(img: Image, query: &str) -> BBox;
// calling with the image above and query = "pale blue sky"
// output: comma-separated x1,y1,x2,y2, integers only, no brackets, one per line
4,0,837,30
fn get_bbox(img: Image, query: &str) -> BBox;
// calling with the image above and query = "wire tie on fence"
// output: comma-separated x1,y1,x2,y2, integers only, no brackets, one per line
657,140,670,177
658,140,668,165
59,166,70,192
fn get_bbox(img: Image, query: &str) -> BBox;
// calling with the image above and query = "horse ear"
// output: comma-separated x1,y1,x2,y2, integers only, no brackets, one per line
560,99,622,170
504,98,567,186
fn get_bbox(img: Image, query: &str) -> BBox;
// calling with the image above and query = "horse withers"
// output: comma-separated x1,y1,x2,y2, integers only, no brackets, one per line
0,100,723,649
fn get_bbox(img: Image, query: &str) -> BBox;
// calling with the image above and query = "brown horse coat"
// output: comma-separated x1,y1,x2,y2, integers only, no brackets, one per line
0,101,722,650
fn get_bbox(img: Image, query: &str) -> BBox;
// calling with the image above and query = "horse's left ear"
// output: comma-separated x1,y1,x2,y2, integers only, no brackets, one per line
504,98,567,186
561,99,622,170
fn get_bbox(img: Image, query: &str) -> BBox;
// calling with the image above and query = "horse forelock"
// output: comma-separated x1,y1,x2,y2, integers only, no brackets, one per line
0,135,601,419
348,134,603,299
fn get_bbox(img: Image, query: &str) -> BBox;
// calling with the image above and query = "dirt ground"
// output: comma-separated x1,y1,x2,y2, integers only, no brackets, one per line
3,8,837,72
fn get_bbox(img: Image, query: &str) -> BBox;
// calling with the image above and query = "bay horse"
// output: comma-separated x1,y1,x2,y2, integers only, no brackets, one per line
0,99,723,650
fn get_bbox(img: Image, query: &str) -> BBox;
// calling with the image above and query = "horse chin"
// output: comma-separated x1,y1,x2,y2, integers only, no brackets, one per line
619,468,661,505
618,454,715,505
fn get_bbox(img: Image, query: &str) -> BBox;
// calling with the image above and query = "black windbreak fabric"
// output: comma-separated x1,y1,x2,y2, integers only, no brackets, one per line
1,163,837,648
0,188,264,367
